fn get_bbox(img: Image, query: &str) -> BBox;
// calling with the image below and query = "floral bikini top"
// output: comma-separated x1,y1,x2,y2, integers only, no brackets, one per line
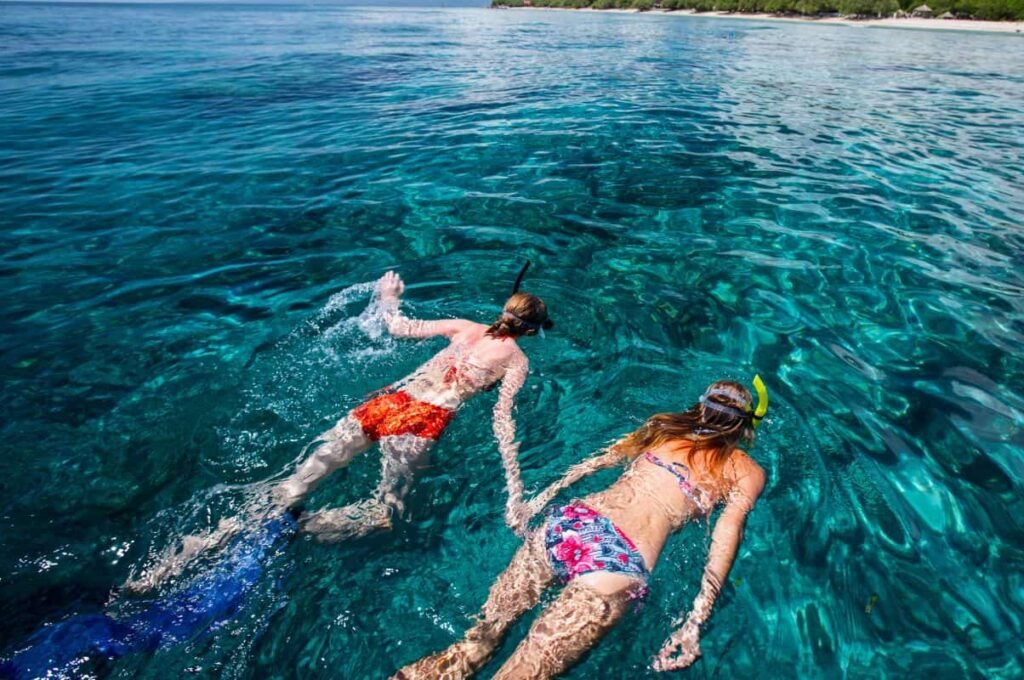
641,452,714,517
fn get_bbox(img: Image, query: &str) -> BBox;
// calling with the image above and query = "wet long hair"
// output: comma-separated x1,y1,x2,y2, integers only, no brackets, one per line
486,292,553,338
614,380,756,473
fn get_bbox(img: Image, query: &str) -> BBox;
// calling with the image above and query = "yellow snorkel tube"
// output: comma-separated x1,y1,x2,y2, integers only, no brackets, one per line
751,374,769,429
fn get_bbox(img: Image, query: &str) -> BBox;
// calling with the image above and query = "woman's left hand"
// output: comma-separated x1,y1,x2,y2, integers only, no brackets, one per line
651,619,701,672
507,496,548,536
524,496,547,519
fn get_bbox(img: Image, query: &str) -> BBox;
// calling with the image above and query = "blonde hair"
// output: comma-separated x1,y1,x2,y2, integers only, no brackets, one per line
613,380,755,473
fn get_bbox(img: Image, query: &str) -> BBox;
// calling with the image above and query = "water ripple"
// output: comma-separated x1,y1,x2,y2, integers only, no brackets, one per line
1,4,1023,679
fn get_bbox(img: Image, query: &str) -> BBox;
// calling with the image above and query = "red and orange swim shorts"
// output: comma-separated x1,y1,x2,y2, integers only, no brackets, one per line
352,390,454,441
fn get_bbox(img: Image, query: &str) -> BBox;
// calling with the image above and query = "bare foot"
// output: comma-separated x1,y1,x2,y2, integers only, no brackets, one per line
122,518,242,595
300,499,394,543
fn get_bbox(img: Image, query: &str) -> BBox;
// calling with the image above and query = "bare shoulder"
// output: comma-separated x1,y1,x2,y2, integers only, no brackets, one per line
725,449,766,496
508,340,528,362
492,339,528,375
450,319,488,338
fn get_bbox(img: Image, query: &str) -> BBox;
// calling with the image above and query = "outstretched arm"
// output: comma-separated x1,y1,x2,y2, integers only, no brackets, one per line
492,352,530,533
377,271,471,339
520,447,627,520
497,422,628,535
653,462,765,672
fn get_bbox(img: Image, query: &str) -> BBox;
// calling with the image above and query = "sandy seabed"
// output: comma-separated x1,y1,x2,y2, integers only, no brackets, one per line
512,6,1024,34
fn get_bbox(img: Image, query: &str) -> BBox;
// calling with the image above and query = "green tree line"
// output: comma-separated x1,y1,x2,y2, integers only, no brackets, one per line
492,0,1024,20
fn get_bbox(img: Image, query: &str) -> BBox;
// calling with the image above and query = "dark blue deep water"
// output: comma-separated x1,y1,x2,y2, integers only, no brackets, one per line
2,3,1023,678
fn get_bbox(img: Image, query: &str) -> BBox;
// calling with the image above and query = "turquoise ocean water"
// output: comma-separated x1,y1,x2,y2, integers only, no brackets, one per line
2,3,1023,678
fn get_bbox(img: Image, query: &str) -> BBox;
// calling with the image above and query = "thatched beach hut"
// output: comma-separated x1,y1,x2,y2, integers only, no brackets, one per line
938,10,955,17
912,3,933,17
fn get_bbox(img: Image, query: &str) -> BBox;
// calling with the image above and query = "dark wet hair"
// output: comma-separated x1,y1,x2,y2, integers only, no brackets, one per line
485,292,554,338
613,381,755,472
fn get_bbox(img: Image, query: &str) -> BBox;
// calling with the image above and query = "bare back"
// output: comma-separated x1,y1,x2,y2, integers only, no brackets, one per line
583,443,763,572
398,321,528,410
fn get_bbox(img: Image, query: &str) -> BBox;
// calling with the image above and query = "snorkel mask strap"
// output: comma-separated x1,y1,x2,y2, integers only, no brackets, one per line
502,311,544,338
698,396,748,420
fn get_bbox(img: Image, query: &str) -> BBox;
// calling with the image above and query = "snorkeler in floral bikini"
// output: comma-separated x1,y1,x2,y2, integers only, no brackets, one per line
394,378,768,679
126,264,551,591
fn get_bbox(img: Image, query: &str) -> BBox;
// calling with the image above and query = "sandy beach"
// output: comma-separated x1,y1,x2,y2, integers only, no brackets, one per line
513,7,1024,34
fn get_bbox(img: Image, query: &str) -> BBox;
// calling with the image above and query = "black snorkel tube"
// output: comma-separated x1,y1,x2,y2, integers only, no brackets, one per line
512,260,531,295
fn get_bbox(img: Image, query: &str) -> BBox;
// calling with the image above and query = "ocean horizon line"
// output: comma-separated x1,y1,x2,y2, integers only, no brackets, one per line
0,0,490,6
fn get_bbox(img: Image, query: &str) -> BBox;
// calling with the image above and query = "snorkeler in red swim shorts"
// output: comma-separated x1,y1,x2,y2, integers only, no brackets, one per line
123,264,552,593
273,264,553,541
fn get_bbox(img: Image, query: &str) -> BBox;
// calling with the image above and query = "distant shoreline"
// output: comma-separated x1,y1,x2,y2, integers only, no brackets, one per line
505,6,1024,34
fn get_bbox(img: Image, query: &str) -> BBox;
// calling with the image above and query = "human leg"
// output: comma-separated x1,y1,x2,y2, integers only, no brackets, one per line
125,415,369,594
492,573,638,680
392,531,554,680
274,414,372,508
301,433,433,542
122,517,242,594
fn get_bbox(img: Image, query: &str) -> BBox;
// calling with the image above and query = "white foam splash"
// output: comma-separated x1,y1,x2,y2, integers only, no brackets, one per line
316,280,398,363
318,281,377,319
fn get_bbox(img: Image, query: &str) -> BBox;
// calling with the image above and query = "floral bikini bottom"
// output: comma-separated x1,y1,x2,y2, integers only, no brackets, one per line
544,503,649,589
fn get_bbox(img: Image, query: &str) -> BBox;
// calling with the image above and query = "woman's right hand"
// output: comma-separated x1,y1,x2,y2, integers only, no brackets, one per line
505,504,532,537
652,618,702,672
377,271,404,299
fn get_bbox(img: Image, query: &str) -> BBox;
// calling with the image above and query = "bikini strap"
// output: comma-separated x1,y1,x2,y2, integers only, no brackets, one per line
642,452,712,515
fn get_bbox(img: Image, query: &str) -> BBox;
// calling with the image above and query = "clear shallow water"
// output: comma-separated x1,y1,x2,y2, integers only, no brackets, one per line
2,2,1023,677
